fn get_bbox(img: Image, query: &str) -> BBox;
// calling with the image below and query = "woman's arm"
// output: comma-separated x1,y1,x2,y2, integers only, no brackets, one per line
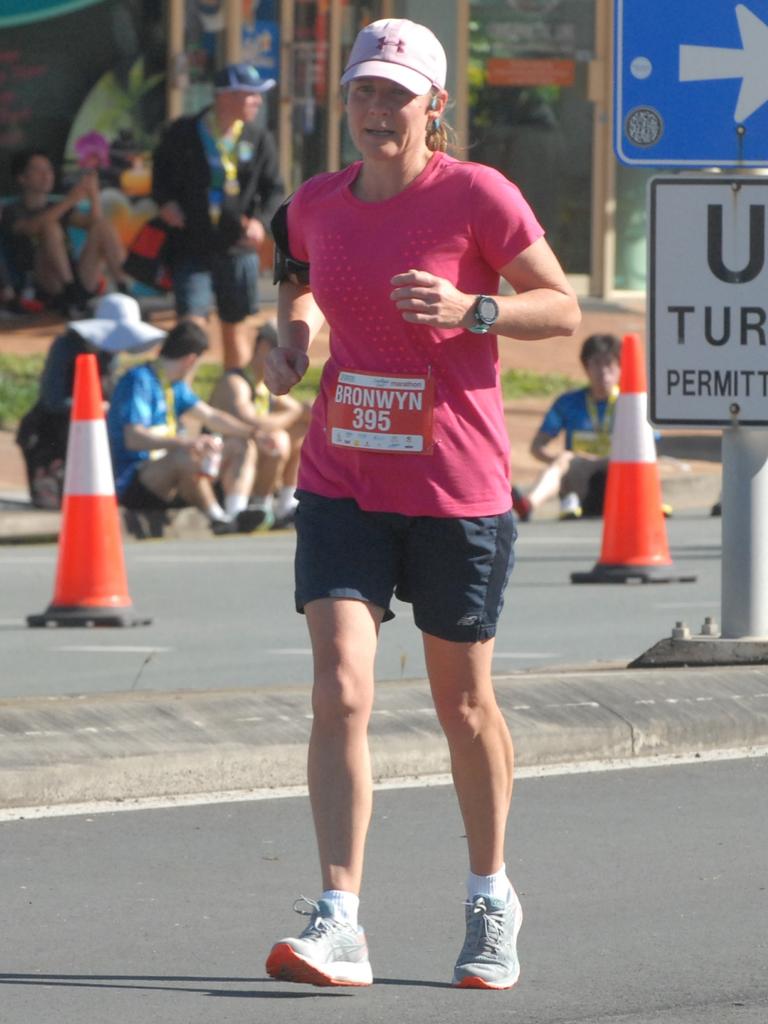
390,237,581,341
492,237,582,340
265,281,326,395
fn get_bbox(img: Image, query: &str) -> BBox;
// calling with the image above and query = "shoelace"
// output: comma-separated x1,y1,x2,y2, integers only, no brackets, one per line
292,896,346,940
463,897,507,956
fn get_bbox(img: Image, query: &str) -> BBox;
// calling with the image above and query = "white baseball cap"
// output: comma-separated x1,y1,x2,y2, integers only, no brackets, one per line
340,19,447,96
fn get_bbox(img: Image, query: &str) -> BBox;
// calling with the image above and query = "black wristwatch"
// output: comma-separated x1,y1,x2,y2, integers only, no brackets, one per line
469,294,499,334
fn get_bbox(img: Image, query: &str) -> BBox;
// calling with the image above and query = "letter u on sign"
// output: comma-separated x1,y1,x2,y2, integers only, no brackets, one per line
708,204,765,284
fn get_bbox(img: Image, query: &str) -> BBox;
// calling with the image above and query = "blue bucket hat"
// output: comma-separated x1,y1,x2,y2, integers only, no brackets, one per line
214,62,276,94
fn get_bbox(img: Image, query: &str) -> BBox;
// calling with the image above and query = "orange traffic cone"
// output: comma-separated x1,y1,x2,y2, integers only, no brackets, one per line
571,334,696,584
27,354,152,626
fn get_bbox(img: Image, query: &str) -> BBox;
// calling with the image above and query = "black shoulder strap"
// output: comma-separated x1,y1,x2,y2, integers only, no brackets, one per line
271,196,310,286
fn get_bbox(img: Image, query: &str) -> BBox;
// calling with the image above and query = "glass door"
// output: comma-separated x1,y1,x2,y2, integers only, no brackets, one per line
287,0,332,186
339,1,387,167
467,0,596,276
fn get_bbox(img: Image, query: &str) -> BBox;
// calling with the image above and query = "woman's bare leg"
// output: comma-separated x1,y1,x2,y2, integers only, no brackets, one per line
305,597,382,894
424,633,513,875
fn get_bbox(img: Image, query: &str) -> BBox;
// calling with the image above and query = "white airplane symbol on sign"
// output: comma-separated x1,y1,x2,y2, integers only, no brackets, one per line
679,4,768,122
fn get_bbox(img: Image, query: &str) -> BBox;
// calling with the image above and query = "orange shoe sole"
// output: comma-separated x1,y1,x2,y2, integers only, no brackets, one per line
266,943,372,987
455,976,519,990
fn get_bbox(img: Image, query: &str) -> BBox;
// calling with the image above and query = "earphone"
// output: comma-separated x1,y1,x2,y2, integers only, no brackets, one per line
429,97,439,110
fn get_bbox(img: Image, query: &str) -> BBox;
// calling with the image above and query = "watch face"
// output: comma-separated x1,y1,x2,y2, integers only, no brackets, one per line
476,296,498,324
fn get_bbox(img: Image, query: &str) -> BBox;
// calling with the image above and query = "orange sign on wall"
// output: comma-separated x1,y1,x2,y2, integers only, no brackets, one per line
486,58,576,88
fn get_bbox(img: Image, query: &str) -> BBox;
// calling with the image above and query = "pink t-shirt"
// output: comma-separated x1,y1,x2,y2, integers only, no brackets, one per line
288,151,544,517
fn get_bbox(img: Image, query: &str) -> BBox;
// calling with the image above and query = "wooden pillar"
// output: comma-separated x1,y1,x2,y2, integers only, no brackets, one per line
225,0,242,62
279,1,295,191
166,0,185,120
455,0,469,154
589,0,616,298
327,0,342,173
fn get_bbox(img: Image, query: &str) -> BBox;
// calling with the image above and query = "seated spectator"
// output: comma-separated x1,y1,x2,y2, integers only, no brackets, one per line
512,333,622,521
0,149,130,318
106,320,263,533
15,293,164,509
208,320,310,528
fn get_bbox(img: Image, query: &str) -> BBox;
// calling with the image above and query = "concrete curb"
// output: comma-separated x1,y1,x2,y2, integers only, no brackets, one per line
1,664,766,809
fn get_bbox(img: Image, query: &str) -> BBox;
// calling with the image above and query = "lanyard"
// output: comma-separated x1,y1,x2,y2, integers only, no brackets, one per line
152,363,177,438
199,112,244,222
585,386,618,437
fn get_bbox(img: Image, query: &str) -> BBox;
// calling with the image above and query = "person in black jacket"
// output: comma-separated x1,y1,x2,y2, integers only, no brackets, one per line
16,293,165,508
152,63,284,369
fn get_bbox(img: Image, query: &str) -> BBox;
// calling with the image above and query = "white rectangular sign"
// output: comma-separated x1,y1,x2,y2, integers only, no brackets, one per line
649,176,768,426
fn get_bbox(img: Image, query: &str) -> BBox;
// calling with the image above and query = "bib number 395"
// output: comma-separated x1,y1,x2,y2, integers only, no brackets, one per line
353,407,391,432
326,369,434,454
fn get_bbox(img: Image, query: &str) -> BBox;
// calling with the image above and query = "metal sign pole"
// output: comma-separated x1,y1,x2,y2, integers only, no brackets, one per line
616,0,768,666
721,427,768,638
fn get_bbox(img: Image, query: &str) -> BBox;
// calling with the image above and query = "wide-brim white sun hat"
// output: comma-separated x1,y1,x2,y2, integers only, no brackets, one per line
340,18,447,96
70,293,167,354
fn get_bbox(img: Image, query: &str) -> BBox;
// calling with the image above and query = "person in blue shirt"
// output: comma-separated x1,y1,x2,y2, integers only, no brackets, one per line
512,334,621,521
107,321,262,531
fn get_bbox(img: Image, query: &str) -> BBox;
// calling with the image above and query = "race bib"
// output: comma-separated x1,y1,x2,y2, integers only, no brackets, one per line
327,369,434,454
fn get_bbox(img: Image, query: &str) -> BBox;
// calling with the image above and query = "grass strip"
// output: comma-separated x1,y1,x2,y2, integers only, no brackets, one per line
0,353,576,430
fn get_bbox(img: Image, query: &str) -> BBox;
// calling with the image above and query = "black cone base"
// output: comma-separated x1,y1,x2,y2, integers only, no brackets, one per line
27,604,152,627
571,562,697,584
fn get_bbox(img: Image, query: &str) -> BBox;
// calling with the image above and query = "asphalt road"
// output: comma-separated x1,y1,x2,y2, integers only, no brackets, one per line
1,755,766,1024
0,511,721,699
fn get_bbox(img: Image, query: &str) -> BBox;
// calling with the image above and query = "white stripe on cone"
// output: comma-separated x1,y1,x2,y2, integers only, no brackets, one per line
63,420,116,497
610,392,656,464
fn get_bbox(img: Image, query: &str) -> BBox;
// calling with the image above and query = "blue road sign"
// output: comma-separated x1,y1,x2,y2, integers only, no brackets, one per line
615,0,768,166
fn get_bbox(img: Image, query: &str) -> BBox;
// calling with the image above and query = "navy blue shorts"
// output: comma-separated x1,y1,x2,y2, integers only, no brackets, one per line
294,490,517,643
173,249,259,322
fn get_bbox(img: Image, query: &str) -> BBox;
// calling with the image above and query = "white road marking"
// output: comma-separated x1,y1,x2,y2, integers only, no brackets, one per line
1,746,765,822
0,557,56,565
493,652,558,660
516,535,597,546
53,646,173,654
132,554,292,565
654,602,716,610
264,648,312,655
544,701,600,709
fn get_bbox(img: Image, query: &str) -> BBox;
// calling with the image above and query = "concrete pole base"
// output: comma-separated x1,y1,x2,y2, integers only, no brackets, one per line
631,634,768,668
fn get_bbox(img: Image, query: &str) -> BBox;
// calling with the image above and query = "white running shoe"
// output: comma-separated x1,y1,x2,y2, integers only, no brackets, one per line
266,897,373,987
452,890,523,989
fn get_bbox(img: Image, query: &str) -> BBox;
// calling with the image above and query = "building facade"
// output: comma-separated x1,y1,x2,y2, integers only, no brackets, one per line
0,0,653,297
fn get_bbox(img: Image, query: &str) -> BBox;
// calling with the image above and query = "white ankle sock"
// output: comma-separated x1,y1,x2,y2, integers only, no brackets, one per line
249,494,274,513
224,493,248,517
321,889,359,928
275,486,298,517
467,864,513,902
206,502,229,523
